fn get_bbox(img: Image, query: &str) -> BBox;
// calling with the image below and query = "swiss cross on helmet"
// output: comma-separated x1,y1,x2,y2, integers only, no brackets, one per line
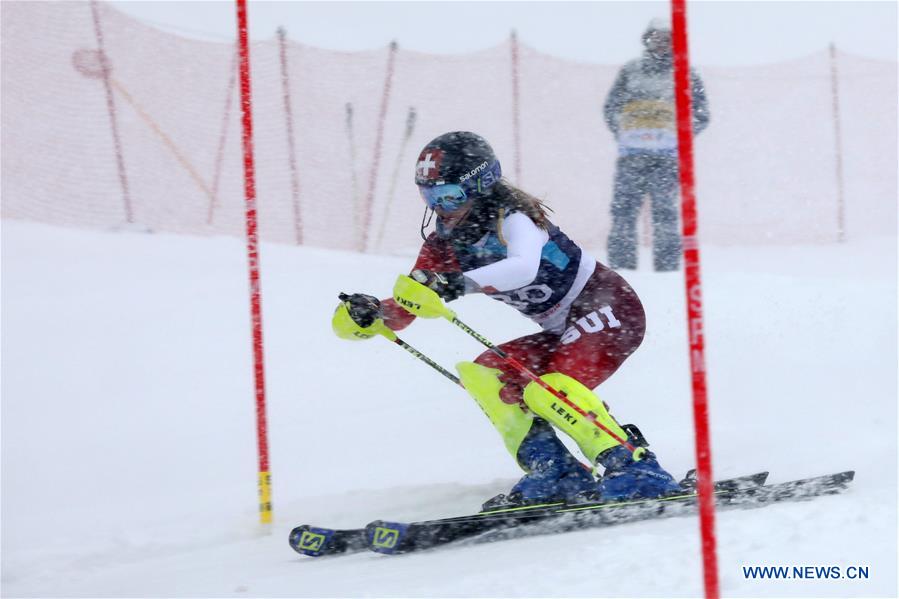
415,131,502,196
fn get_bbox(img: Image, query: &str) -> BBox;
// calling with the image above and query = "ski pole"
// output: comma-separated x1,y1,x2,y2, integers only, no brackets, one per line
388,336,461,386
392,275,642,456
337,293,460,386
344,103,361,241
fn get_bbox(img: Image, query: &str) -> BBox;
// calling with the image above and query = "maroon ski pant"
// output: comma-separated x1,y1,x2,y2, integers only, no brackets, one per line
474,263,646,406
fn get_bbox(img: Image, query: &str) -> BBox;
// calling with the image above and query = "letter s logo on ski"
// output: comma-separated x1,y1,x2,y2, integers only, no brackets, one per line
372,526,400,549
298,531,326,552
560,306,622,345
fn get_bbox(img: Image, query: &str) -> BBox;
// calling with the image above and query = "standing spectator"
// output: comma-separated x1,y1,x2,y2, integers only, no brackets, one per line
604,18,710,271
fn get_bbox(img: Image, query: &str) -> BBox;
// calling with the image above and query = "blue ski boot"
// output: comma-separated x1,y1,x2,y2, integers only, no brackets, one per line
482,419,598,511
597,435,681,501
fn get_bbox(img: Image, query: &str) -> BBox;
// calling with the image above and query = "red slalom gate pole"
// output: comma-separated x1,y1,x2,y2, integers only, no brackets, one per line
360,41,398,252
89,0,133,224
670,1,719,597
235,0,272,526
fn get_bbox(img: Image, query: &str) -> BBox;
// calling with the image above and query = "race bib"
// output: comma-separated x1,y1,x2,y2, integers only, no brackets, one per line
618,128,678,151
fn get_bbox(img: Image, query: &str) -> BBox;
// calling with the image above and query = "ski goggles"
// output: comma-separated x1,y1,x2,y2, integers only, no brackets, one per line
418,183,471,212
418,160,503,212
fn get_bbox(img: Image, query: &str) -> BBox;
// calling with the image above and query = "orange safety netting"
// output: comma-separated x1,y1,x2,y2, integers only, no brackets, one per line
2,1,896,252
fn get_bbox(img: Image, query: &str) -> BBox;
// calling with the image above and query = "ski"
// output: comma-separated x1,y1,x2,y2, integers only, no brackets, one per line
288,526,368,557
288,471,766,557
288,498,572,558
364,471,853,555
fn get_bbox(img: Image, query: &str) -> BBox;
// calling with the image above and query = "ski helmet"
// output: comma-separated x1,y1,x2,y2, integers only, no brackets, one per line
414,132,503,238
414,131,502,196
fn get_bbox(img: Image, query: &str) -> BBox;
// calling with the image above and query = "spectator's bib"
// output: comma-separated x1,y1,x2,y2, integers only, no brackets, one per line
618,128,678,151
618,99,677,151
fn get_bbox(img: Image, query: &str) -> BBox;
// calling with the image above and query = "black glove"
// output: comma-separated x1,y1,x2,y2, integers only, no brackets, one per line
410,269,466,302
337,293,382,328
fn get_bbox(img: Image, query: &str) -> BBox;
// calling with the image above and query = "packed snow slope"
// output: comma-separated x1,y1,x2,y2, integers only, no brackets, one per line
2,220,896,598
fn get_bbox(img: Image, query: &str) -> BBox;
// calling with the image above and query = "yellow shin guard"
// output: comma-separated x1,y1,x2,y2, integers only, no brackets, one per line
456,362,534,461
522,373,629,464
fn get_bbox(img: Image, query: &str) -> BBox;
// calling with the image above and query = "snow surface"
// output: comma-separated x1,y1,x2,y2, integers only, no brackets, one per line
1,220,896,597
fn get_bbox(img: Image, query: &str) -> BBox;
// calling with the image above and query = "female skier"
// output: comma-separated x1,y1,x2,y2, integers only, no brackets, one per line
334,131,680,507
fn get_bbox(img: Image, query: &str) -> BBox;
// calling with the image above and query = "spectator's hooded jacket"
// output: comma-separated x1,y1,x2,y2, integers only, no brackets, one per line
603,18,710,157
